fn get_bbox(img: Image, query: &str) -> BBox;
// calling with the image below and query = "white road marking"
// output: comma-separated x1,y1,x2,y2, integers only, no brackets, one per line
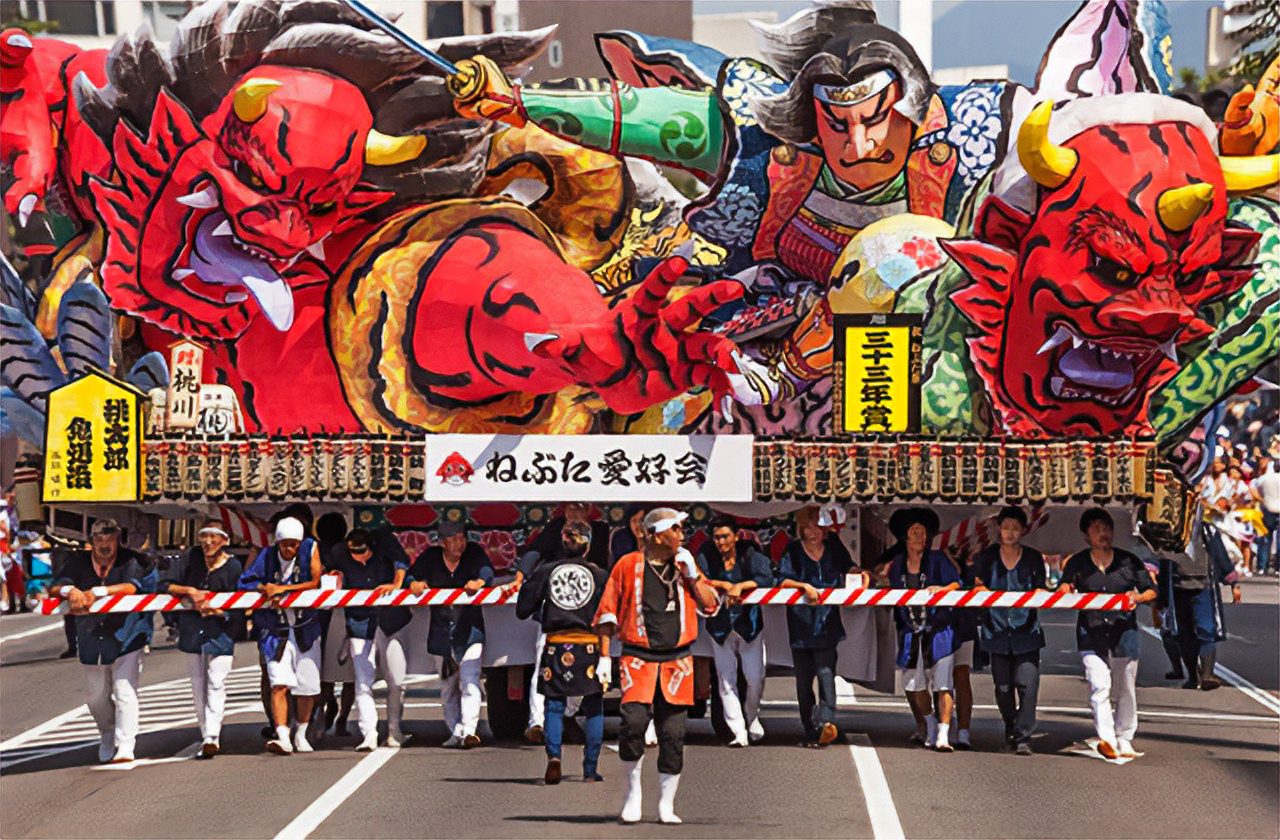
848,734,905,840
836,676,858,704
1139,625,1280,715
0,622,64,644
273,747,400,840
0,665,263,769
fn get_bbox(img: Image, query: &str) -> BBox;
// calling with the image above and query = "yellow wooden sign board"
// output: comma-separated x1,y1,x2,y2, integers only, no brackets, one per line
42,371,144,503
833,314,923,434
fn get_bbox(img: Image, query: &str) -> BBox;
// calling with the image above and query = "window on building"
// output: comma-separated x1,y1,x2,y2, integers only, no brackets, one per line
143,0,189,41
478,3,493,34
10,0,116,36
428,1,464,38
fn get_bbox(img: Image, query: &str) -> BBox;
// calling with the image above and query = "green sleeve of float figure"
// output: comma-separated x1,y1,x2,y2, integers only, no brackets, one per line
517,83,726,176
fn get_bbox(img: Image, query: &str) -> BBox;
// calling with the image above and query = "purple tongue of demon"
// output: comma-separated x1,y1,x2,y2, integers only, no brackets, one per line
1057,343,1135,391
188,212,295,331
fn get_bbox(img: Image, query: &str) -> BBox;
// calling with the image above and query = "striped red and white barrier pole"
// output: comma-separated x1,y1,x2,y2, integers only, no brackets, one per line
37,585,1131,615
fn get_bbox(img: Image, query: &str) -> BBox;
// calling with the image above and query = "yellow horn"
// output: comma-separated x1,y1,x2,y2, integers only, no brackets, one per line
365,129,427,166
233,78,281,123
1017,100,1078,189
1156,183,1214,232
1218,154,1280,194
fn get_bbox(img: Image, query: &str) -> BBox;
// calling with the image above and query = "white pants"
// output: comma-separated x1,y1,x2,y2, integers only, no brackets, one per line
376,626,410,735
901,653,956,693
1082,652,1139,745
185,652,234,743
711,632,766,740
265,631,321,696
85,649,143,758
349,636,380,739
440,643,483,739
527,630,580,728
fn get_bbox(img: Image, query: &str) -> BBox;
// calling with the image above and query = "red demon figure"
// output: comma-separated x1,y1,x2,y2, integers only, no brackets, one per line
91,68,411,339
0,28,109,227
942,97,1270,438
83,6,750,434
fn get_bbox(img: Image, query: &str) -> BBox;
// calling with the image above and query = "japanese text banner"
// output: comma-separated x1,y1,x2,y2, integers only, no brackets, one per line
424,434,754,502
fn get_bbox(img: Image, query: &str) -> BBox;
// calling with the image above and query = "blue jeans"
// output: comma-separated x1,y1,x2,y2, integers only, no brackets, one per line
1258,511,1279,573
1175,587,1218,657
544,694,604,778
792,646,838,740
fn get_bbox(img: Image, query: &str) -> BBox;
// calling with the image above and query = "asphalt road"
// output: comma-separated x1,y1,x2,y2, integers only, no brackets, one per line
2,580,1276,840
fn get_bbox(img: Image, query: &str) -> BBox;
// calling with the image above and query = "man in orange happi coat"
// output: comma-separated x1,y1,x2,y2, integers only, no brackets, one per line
594,508,722,824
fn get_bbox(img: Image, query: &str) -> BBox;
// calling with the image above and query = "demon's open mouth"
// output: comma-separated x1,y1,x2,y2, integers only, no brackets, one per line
1037,322,1176,407
174,186,299,332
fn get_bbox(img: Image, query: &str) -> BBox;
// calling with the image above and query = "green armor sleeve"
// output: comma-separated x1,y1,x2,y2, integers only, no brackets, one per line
517,83,726,176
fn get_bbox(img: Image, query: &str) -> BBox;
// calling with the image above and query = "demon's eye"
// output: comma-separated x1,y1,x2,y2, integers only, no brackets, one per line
312,201,337,215
231,158,268,192
1178,266,1210,290
1088,251,1137,287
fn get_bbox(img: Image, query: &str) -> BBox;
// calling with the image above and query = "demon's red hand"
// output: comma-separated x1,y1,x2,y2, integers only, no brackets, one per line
529,257,754,417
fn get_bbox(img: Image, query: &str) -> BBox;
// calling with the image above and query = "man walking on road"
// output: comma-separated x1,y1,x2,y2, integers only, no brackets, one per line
160,520,243,759
881,508,961,752
595,508,721,824
240,517,324,755
409,519,493,748
516,520,611,784
970,507,1046,755
698,519,774,747
50,518,152,764
325,528,410,750
1058,508,1157,760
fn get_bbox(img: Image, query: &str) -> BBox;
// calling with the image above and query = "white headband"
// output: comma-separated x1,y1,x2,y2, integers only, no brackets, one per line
198,526,229,539
814,69,896,106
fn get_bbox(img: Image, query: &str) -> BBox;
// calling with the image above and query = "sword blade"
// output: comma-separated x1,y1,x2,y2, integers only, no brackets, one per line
342,0,461,77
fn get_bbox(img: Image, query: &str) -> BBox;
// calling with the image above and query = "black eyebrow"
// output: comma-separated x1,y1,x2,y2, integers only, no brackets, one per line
818,100,847,124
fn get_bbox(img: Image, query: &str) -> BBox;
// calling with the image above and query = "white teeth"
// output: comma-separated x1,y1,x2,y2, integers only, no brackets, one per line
172,268,195,281
1050,376,1064,396
305,239,326,261
17,193,37,226
211,220,234,237
1071,334,1083,349
176,187,219,209
1037,326,1071,356
1159,339,1177,361
240,275,294,331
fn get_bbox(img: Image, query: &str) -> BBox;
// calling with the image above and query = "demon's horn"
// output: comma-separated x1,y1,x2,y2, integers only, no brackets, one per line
1017,100,1078,189
365,129,427,166
233,78,281,123
1217,154,1280,194
1156,183,1214,232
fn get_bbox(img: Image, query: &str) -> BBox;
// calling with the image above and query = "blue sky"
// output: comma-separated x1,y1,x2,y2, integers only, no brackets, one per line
692,0,1223,83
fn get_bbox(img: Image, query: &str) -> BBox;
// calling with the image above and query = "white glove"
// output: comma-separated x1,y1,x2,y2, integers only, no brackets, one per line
817,503,847,528
596,656,612,690
674,547,699,579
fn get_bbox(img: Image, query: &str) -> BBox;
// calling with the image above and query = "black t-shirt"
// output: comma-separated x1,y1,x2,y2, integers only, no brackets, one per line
641,559,682,652
159,549,243,656
1060,547,1154,656
515,555,609,634
325,543,410,639
52,548,152,665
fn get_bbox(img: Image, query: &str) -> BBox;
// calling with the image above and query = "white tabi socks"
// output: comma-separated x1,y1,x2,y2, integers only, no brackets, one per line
621,757,644,823
658,772,682,824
